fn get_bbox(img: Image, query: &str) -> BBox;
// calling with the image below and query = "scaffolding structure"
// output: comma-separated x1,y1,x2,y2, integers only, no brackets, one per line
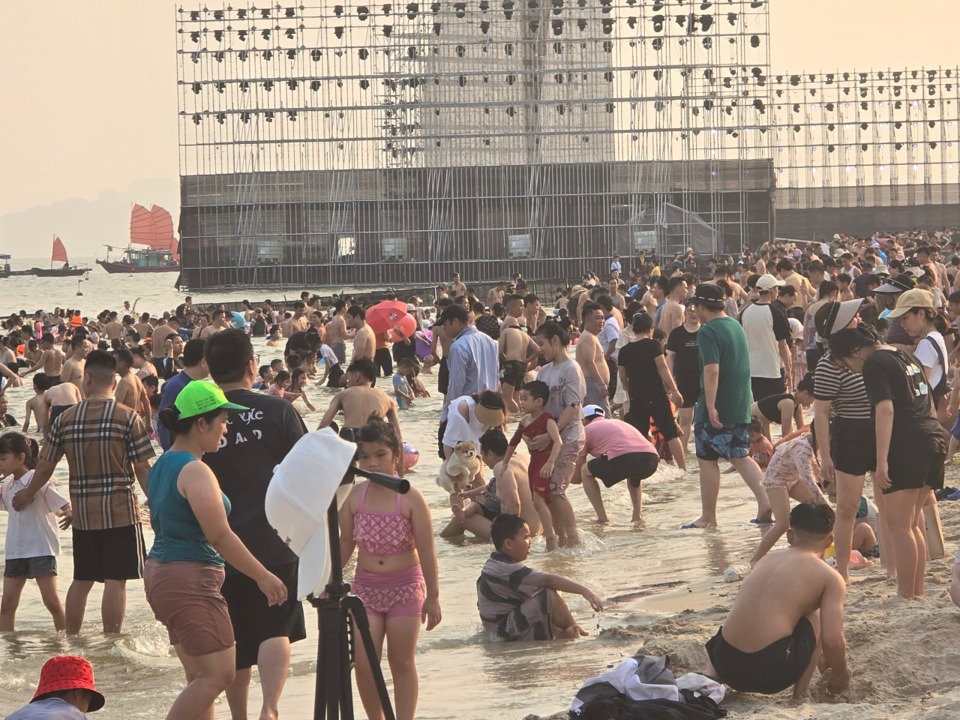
176,1,774,289
769,68,960,209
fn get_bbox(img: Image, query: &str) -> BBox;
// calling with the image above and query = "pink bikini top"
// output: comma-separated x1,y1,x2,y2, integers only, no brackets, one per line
353,482,416,557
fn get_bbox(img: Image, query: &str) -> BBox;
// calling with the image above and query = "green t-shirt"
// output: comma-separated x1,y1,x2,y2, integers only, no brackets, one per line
694,316,752,426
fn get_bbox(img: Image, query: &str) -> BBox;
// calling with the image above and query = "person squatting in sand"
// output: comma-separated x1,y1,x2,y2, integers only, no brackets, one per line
706,503,849,701
477,514,603,641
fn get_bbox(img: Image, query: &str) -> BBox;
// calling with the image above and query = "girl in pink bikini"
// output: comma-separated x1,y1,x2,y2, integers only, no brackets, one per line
339,417,442,720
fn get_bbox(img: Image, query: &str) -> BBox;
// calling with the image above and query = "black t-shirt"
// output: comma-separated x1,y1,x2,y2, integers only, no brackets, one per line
665,326,700,390
757,393,794,423
251,316,267,337
863,349,944,456
617,338,666,400
284,331,311,356
203,389,308,571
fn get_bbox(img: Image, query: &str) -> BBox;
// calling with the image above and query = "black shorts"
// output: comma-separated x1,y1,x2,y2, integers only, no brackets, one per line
374,348,393,377
805,347,824,373
73,524,146,582
830,417,876,476
501,359,526,391
676,376,701,410
626,393,680,442
326,363,344,388
886,441,945,494
50,405,70,424
221,561,306,670
438,357,449,395
46,375,62,387
479,504,500,521
706,617,816,695
587,452,659,488
751,375,786,402
5,555,57,578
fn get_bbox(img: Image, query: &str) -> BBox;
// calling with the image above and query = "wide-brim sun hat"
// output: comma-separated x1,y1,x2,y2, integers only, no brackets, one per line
32,656,105,712
816,299,864,338
886,288,935,318
474,398,505,428
174,380,249,420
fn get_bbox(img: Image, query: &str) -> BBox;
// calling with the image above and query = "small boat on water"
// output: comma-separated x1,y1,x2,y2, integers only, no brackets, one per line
97,204,180,274
31,236,90,277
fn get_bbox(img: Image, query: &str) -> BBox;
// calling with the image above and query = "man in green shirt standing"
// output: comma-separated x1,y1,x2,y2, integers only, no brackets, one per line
682,285,772,528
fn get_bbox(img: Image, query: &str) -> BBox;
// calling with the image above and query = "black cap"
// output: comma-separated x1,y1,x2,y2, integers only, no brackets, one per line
873,274,915,294
687,283,725,310
436,304,469,326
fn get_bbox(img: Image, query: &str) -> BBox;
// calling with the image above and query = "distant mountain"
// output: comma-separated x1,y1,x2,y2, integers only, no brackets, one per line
0,179,180,258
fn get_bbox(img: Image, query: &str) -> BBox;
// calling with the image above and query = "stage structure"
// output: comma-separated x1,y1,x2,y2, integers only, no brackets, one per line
771,68,960,239
176,1,774,289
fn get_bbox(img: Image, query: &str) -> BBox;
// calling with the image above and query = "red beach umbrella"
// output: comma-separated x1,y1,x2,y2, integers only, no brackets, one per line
365,301,416,338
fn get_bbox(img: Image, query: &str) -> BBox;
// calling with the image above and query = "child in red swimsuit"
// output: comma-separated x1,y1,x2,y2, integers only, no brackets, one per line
501,381,564,551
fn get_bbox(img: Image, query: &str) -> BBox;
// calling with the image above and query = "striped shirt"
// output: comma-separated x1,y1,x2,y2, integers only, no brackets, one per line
813,351,872,420
40,397,155,530
477,551,548,622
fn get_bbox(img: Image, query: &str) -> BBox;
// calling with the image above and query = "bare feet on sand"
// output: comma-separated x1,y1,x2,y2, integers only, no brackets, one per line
557,624,589,639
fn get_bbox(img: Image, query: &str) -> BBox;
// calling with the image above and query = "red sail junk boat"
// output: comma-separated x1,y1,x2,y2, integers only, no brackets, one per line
31,236,90,277
97,204,180,273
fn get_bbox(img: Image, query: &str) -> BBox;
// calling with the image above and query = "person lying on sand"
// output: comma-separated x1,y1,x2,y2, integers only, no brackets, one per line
705,503,849,701
477,514,603,641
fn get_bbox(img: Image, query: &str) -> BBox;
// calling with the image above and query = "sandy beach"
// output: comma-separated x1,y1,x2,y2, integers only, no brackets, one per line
528,481,960,720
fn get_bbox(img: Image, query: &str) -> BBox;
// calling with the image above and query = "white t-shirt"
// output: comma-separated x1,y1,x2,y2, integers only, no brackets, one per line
599,316,621,361
442,395,488,448
319,343,339,366
914,331,949,391
0,471,69,559
740,302,791,379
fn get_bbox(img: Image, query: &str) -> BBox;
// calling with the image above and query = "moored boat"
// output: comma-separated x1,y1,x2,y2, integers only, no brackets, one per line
30,236,90,277
97,204,180,274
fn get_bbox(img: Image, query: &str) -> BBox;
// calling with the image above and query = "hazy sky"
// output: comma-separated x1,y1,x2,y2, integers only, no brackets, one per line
1,1,956,216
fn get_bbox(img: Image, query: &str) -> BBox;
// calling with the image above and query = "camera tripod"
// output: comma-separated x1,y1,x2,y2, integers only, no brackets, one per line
310,466,410,720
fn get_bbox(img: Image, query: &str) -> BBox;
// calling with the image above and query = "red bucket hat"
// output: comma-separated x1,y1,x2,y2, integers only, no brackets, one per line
32,655,105,712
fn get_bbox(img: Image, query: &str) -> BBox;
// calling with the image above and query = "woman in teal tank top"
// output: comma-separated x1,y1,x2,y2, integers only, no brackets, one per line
143,381,288,720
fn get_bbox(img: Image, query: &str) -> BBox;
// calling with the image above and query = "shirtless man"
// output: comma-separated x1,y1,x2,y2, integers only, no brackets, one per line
499,295,538,414
114,349,150,425
199,309,230,339
575,302,610,417
450,272,467,299
103,312,124,342
317,359,403,473
326,300,349,365
705,503,849,701
659,276,688,340
60,337,89,398
347,305,375,363
44,380,83,430
281,301,310,338
21,333,65,384
522,295,547,335
639,276,664,318
777,258,814,309
150,316,180,366
134,313,153,340
486,282,505,309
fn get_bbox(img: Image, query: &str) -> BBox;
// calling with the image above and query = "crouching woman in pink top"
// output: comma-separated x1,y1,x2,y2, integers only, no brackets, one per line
572,405,661,523
338,417,441,720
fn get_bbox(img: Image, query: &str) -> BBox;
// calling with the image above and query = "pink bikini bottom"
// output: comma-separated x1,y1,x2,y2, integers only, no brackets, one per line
353,564,426,620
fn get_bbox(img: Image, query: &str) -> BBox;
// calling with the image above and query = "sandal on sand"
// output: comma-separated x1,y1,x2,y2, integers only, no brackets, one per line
681,521,704,529
749,518,774,525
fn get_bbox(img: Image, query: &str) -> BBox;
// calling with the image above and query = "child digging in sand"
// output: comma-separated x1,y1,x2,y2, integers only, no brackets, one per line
477,514,603,640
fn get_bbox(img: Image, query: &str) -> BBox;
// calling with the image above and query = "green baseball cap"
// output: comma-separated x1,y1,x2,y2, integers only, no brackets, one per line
174,380,249,420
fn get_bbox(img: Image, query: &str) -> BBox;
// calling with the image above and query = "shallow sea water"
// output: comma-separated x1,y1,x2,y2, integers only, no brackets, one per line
0,267,775,719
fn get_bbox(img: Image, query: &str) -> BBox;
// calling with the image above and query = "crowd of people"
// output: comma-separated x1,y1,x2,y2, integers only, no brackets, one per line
2,228,960,716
